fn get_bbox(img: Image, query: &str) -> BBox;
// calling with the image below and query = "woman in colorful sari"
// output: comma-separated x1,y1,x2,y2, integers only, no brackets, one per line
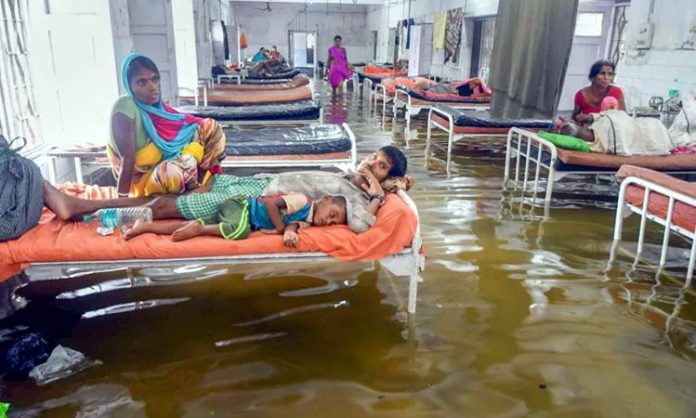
108,53,226,197
327,35,354,96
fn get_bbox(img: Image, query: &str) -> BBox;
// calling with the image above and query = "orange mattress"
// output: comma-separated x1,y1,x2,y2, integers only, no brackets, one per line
619,165,696,233
0,184,417,281
213,75,310,91
182,85,312,106
364,65,406,77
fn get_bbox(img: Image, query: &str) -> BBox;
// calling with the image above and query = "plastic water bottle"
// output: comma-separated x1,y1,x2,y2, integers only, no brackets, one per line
666,80,681,111
83,207,153,228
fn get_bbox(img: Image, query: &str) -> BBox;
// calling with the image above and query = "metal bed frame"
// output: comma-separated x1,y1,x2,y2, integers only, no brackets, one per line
46,122,356,184
392,88,490,137
609,175,696,284
217,107,324,128
25,189,425,314
425,106,509,173
503,128,696,213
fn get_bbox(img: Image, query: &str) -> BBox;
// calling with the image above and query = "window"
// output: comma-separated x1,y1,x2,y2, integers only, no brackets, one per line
608,4,629,64
574,12,604,37
0,0,41,146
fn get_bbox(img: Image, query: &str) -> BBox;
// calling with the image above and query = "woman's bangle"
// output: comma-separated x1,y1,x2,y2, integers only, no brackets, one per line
370,194,385,204
118,192,129,198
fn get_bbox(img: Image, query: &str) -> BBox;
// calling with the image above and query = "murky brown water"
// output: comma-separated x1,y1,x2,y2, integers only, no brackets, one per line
1,82,696,417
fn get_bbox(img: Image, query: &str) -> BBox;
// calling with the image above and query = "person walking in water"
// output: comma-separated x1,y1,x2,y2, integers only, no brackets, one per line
327,35,353,96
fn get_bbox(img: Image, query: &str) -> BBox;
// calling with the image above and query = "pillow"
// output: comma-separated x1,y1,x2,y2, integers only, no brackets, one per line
537,131,592,153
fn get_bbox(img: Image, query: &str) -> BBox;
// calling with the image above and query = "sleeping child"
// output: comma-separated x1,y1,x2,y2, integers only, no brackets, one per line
124,193,347,247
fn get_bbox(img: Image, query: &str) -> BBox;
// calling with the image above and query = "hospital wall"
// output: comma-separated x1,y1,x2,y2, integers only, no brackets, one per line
366,0,498,80
230,3,371,65
617,0,696,107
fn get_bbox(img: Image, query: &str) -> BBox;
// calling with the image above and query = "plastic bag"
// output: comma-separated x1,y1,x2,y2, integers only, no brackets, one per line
29,345,101,385
668,92,696,147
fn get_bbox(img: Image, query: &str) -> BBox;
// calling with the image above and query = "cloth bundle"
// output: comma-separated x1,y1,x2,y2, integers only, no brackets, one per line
0,135,44,242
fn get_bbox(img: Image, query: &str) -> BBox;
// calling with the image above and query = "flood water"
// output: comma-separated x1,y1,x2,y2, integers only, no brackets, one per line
1,81,696,417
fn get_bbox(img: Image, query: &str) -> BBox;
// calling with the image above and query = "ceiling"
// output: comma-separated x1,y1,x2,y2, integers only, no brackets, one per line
229,0,386,5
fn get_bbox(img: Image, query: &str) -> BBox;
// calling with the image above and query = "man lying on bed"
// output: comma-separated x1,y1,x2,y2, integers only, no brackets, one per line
42,146,409,234
414,77,491,98
558,109,673,156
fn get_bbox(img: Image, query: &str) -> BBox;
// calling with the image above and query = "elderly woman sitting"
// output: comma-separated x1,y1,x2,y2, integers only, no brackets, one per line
559,110,672,156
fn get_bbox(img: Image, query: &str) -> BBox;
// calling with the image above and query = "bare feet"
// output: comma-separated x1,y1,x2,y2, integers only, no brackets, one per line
171,221,205,242
43,181,76,221
124,219,150,240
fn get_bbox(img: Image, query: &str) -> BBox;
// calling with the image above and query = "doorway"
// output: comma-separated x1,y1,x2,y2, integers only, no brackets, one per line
128,0,179,102
387,27,396,64
558,1,614,111
371,30,378,61
289,31,316,69
470,17,496,80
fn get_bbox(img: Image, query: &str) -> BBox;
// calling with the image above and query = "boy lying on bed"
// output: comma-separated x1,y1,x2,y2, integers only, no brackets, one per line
124,193,347,247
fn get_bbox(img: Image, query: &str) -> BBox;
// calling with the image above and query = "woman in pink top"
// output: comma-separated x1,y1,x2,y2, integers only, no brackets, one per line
327,35,354,96
572,60,626,124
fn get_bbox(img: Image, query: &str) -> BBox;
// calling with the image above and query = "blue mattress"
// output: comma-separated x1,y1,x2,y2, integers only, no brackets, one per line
405,88,490,104
220,77,292,85
357,72,384,85
436,106,552,129
245,69,301,80
175,100,321,121
224,125,351,156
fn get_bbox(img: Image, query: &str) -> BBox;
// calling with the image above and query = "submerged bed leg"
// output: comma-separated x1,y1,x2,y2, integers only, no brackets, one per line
686,234,696,286
408,273,418,314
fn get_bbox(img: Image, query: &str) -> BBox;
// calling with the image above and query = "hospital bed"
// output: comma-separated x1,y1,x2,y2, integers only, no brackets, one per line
426,106,551,172
503,128,696,215
1,187,425,315
609,164,696,284
46,123,356,184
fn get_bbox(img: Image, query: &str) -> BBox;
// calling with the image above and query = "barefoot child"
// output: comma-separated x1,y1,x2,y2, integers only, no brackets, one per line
125,193,347,247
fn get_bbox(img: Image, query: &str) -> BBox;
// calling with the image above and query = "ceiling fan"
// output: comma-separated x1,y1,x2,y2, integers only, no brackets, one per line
255,1,272,12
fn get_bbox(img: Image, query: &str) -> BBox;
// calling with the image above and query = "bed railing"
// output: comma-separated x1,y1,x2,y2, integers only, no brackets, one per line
380,189,425,314
503,128,560,215
426,106,456,173
609,175,696,285
393,88,416,135
216,74,242,85
363,78,373,106
177,84,208,107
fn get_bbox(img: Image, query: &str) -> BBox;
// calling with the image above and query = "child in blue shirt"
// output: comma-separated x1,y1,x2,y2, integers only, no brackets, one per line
125,193,347,247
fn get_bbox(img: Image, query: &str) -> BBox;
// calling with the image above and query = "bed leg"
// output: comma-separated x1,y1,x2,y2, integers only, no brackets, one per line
73,157,84,184
686,235,696,286
446,128,454,175
408,273,418,314
425,116,432,165
48,156,57,185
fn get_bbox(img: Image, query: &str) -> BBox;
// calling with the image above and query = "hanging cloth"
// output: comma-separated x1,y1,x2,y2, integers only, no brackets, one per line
444,8,464,64
240,32,249,50
221,21,230,60
405,18,415,49
120,53,202,159
488,0,579,118
433,12,447,50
